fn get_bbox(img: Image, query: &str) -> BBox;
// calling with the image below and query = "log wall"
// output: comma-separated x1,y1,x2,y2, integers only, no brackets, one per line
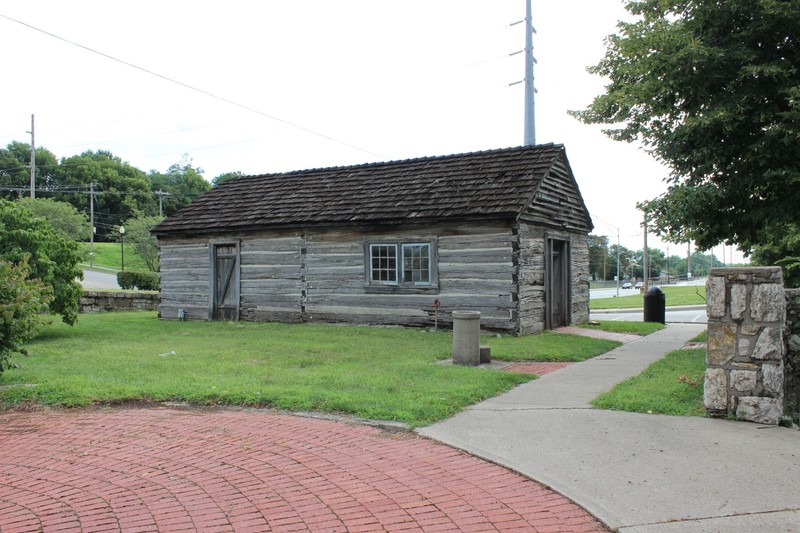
158,239,211,320
158,219,589,333
158,222,520,331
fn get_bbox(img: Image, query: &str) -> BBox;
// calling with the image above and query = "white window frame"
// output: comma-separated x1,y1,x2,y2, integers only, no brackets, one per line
369,243,399,285
365,241,437,289
401,243,432,286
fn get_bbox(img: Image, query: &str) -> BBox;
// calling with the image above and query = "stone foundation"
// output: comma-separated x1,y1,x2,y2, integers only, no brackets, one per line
80,291,159,314
704,267,785,424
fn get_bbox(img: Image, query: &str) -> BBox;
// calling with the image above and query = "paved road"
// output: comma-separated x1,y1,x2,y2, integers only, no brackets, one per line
80,269,120,290
591,306,707,324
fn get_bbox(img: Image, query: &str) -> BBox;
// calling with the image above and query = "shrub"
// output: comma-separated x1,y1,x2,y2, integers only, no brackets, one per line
0,258,53,373
0,200,83,325
117,271,159,291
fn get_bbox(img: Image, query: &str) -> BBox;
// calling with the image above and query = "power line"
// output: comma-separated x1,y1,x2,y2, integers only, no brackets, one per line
0,13,385,160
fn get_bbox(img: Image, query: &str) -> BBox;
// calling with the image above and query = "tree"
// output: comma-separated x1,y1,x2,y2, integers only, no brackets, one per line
0,258,53,373
606,244,634,281
751,223,800,287
588,234,610,280
572,0,800,253
0,200,84,325
16,198,90,241
123,214,164,272
0,141,60,200
631,248,666,279
148,155,211,216
55,150,155,239
212,171,244,188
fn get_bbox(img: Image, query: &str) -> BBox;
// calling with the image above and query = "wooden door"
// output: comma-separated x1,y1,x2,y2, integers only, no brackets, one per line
546,239,570,329
212,243,239,321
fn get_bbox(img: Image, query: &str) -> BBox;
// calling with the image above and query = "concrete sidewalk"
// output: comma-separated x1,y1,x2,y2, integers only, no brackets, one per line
418,324,800,532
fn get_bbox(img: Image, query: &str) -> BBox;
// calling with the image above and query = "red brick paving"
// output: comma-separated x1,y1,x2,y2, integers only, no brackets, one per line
502,362,572,376
0,407,607,532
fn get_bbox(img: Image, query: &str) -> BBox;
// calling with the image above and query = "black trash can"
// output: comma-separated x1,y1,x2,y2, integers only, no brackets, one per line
643,286,666,324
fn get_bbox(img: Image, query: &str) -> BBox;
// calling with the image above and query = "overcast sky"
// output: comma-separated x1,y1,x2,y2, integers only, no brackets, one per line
0,1,744,261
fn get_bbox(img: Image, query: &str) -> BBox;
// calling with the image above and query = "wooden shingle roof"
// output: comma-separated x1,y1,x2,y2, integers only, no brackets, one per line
153,144,592,236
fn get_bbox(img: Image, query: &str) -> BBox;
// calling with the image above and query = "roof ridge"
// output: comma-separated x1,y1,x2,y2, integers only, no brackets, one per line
229,143,563,183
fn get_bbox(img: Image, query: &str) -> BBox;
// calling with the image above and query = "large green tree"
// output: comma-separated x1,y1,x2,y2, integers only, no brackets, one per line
211,170,244,188
16,198,90,242
148,155,211,216
606,244,635,281
572,0,800,253
588,234,610,280
751,223,800,286
55,150,155,239
0,142,60,200
0,200,84,325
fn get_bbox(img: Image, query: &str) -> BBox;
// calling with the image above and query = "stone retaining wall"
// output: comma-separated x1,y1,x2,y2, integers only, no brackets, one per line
80,291,159,314
704,267,785,424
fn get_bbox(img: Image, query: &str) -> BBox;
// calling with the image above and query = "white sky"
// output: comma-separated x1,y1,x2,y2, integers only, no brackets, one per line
0,1,744,262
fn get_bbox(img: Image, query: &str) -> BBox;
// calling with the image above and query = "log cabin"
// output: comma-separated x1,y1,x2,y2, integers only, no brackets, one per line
152,144,593,334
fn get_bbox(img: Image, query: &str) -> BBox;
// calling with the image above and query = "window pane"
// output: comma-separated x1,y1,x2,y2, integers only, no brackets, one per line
402,244,431,285
370,244,398,284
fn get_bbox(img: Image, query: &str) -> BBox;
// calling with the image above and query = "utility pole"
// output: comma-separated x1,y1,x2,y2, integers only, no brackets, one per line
523,0,536,145
616,228,621,297
643,210,649,292
28,114,35,199
89,182,95,268
155,190,172,217
687,242,692,281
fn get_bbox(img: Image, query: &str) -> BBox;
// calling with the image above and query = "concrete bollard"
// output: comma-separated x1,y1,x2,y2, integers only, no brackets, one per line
453,311,481,365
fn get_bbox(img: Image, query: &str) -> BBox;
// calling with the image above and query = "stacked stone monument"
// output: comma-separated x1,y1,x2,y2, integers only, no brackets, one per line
704,267,785,424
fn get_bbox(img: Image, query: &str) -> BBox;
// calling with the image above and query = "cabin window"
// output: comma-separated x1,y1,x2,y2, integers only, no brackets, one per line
402,243,430,284
368,242,434,287
369,244,398,284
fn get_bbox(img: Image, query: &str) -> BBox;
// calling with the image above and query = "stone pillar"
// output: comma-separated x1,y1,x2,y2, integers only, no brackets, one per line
785,289,800,423
452,311,481,366
704,267,785,424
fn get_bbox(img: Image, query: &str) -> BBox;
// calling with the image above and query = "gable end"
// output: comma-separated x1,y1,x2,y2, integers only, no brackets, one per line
519,153,593,232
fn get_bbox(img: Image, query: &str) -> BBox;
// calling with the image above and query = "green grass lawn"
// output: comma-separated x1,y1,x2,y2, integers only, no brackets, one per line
591,348,706,416
0,313,622,426
590,285,707,310
484,332,620,362
78,242,148,272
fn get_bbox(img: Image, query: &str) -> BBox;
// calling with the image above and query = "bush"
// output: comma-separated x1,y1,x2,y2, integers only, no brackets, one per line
117,271,159,291
0,258,53,373
0,200,83,325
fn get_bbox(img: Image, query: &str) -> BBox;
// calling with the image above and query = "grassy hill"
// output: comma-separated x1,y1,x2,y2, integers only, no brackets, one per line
78,242,148,272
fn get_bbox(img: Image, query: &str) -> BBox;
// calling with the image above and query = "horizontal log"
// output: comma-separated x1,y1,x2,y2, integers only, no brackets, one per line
240,309,304,323
438,279,516,293
241,266,303,280
241,294,301,306
437,249,513,263
241,280,302,290
158,304,208,321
